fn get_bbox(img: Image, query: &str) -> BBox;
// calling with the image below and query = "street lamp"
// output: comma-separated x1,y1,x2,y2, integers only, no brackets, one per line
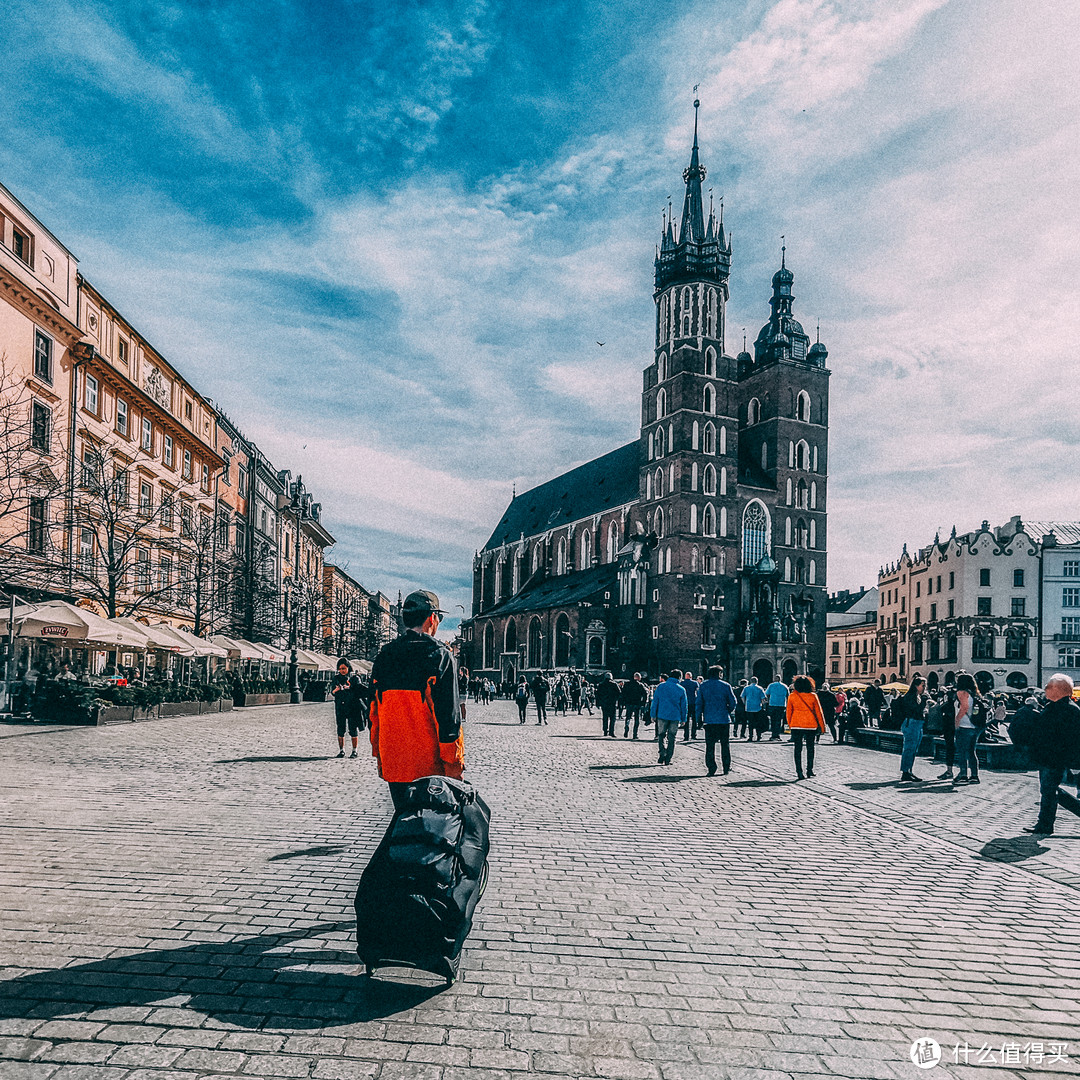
287,581,302,704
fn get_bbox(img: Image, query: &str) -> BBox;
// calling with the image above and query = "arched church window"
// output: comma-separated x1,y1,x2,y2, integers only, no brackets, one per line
658,352,667,382
797,479,808,508
785,517,792,545
720,425,727,454
809,559,817,584
691,462,698,491
720,506,727,536
654,467,664,499
703,464,716,496
607,521,618,563
813,445,819,471
796,518,808,548
784,556,791,581
705,346,716,377
796,390,810,422
655,426,665,458
703,383,715,415
494,556,504,599
691,545,699,573
810,481,817,509
748,398,760,425
703,503,716,537
795,558,806,583
580,530,592,569
703,549,716,575
720,466,727,495
788,441,795,467
692,421,699,450
681,286,692,336
646,472,652,499
742,501,771,566
656,388,667,419
665,547,672,573
647,431,654,460
528,616,543,668
703,422,716,455
809,520,817,548
658,295,667,345
796,440,810,470
532,544,543,573
690,504,698,533
669,462,675,492
504,618,517,655
483,623,494,668
655,506,665,538
555,537,567,576
554,613,570,667
761,443,769,470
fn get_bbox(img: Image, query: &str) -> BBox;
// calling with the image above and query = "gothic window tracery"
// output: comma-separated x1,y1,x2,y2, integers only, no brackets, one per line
703,422,716,455
703,464,717,496
796,390,810,421
742,501,770,566
705,346,716,377
703,383,716,415
703,502,716,537
748,398,761,425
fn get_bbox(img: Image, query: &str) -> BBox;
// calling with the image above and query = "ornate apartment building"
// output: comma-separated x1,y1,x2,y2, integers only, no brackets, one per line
462,105,831,684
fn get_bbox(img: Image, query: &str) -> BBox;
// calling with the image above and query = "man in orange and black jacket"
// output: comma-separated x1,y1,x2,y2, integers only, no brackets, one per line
369,590,465,809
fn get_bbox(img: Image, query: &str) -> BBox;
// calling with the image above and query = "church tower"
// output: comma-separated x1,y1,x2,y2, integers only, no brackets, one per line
633,100,741,675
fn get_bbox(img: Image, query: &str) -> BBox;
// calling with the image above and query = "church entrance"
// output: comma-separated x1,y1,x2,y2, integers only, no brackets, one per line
752,658,773,685
782,658,798,685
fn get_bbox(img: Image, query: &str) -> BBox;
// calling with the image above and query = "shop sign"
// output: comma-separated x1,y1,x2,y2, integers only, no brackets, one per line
40,626,70,638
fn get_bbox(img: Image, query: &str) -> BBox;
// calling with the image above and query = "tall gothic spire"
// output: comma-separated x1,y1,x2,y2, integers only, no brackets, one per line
679,97,707,242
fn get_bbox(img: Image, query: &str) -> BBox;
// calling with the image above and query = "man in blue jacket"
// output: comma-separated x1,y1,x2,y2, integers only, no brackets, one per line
681,672,700,741
765,676,790,740
650,670,687,766
740,677,767,741
697,665,738,776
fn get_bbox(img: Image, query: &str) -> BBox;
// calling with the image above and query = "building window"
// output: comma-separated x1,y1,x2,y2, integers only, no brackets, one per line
656,388,667,419
747,397,760,424
139,481,153,515
1004,634,1027,661
948,599,955,617
979,568,990,587
742,501,769,566
703,384,715,414
118,338,128,365
85,374,99,414
202,463,211,491
1064,588,1080,608
1064,561,1080,578
180,501,192,537
182,449,192,479
949,572,955,589
1011,597,1025,617
27,497,47,554
158,556,172,596
703,464,717,496
12,225,33,266
164,435,173,467
971,632,994,660
703,422,716,455
1013,568,1025,587
161,492,173,530
134,548,151,592
1059,646,1080,668
1062,616,1080,639
977,597,991,616
113,469,129,507
116,399,128,436
930,603,937,621
33,330,52,383
31,401,51,452
141,418,153,452
796,390,810,421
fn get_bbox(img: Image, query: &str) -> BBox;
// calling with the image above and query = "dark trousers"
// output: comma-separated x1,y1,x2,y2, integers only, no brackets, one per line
1037,768,1066,832
704,723,731,774
792,730,817,776
941,723,955,768
516,700,528,723
624,708,641,738
683,716,698,740
733,713,747,738
602,707,617,736
535,698,547,722
768,705,785,738
388,782,411,811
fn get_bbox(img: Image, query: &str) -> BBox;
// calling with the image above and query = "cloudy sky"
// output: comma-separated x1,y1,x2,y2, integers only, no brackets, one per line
2,0,1077,627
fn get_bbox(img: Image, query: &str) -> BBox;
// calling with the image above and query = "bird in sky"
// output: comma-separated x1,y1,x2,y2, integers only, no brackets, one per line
596,341,605,347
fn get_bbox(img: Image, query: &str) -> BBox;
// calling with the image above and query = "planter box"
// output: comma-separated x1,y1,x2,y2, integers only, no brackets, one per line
236,692,293,707
97,705,135,725
158,701,205,718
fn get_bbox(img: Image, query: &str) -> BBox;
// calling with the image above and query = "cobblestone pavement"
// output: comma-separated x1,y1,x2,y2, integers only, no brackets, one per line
1,700,1078,1080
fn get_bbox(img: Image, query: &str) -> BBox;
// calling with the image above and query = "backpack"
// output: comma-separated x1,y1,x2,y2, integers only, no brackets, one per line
970,695,990,728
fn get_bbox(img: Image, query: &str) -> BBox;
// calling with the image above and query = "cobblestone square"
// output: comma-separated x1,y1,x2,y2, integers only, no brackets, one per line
1,703,1078,1079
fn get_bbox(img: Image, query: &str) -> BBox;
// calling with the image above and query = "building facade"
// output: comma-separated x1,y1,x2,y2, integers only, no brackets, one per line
876,517,1080,693
825,587,878,684
463,106,831,684
1037,533,1080,684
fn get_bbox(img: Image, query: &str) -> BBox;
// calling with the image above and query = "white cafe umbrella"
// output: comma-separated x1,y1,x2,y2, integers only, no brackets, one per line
0,600,147,649
158,625,229,657
111,618,194,655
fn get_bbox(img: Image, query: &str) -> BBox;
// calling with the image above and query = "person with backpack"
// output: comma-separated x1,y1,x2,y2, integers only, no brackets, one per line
530,671,550,725
951,672,985,785
596,672,621,737
514,676,530,724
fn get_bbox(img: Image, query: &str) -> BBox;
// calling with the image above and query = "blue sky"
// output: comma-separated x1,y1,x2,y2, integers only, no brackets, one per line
3,0,1077,628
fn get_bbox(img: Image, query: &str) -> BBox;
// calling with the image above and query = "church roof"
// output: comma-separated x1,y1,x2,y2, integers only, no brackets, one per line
482,564,617,618
483,442,639,552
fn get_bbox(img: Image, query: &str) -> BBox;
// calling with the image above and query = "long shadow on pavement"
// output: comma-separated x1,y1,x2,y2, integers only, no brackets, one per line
589,764,656,771
621,774,698,783
267,846,350,862
0,920,445,1028
723,779,790,788
216,756,332,764
978,836,1051,863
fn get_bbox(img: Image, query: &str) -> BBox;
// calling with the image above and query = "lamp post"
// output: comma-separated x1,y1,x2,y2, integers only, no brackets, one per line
288,582,301,704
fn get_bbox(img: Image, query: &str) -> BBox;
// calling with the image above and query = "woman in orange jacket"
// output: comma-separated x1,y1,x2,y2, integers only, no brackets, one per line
786,674,827,780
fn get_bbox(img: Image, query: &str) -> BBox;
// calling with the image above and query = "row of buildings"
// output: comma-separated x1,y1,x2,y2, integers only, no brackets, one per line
0,180,394,663
460,105,832,686
827,516,1080,693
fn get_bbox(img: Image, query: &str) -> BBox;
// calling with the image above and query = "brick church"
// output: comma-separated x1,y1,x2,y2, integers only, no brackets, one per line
461,104,830,686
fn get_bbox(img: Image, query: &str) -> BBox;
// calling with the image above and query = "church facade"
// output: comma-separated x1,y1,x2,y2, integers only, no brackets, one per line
460,106,831,686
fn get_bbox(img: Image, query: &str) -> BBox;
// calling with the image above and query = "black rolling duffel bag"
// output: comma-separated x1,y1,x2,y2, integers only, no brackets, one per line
355,776,490,985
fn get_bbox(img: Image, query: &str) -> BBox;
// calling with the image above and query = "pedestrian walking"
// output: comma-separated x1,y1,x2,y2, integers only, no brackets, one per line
596,672,621,737
951,672,986,785
733,680,749,738
864,680,885,727
817,682,839,743
937,687,958,779
621,672,648,738
697,665,737,775
368,590,464,810
786,675,827,780
332,658,363,758
1013,674,1080,836
514,676,529,724
765,676,789,740
740,677,767,740
570,676,582,714
651,671,687,765
553,677,569,716
898,677,928,782
681,672,700,740
531,671,550,724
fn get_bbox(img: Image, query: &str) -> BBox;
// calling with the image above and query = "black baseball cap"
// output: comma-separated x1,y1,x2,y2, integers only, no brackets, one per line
402,589,446,624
